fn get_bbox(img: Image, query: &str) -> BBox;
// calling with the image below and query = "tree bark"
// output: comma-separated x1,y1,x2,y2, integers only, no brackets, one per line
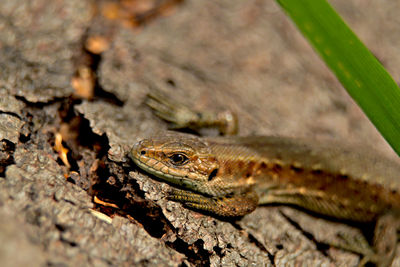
0,0,399,266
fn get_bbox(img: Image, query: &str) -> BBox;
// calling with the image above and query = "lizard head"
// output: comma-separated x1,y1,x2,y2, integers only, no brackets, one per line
130,132,229,196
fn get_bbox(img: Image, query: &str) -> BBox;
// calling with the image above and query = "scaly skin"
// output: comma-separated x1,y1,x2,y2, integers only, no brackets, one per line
131,92,400,266
131,132,400,266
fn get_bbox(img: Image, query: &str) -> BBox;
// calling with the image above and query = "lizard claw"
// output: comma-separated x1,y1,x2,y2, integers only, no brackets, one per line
146,90,238,135
146,91,202,129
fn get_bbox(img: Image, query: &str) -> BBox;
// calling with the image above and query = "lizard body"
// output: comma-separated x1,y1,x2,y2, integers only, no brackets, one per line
130,92,400,266
132,133,400,220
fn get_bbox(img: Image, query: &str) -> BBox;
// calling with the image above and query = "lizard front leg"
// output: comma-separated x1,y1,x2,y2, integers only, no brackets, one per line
168,189,259,217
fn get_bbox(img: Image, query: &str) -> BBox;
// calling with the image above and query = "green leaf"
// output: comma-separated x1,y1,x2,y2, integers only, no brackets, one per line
276,0,400,156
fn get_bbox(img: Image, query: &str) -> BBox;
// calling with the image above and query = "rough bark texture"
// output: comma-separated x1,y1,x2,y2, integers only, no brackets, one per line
1,0,400,266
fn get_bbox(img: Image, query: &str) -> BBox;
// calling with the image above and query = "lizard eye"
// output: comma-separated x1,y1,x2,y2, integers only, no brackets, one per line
169,153,189,166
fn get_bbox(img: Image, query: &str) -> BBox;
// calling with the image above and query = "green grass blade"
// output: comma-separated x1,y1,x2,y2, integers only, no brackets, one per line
276,0,400,156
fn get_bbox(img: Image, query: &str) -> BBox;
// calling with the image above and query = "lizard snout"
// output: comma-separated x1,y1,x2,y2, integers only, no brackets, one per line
131,139,150,160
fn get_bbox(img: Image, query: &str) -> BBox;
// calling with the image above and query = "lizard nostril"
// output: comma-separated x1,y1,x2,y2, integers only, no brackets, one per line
132,140,146,158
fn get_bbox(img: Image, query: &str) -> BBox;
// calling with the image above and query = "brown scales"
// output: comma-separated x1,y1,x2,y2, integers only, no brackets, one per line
215,154,400,222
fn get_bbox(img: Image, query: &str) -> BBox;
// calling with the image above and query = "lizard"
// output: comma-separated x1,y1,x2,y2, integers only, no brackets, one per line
130,91,400,266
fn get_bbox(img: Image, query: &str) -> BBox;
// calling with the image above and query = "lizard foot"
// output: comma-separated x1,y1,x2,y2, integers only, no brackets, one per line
168,188,258,217
146,90,238,135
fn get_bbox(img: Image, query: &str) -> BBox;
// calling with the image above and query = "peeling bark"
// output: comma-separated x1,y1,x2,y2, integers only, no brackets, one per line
1,0,400,266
